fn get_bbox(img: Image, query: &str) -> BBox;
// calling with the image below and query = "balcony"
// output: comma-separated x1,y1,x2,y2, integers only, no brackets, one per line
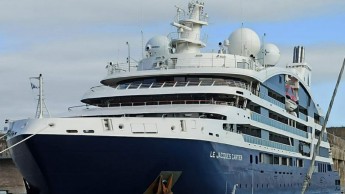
243,134,295,152
259,92,285,109
251,112,308,138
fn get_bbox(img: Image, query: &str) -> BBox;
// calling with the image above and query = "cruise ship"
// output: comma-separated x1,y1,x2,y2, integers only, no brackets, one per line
4,1,341,194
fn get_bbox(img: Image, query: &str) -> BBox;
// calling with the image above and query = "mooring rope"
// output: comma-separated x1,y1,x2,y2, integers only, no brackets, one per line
0,134,7,140
0,124,54,155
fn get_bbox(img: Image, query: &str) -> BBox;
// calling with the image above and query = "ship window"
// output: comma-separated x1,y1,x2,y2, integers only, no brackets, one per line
174,77,185,82
255,156,258,164
324,164,326,172
335,180,340,185
180,120,186,132
250,155,253,163
66,130,78,133
83,130,94,133
260,153,273,164
282,157,287,166
273,156,279,165
103,119,113,131
297,159,303,167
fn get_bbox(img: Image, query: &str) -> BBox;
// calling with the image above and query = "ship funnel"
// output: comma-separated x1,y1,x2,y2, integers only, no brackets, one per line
293,46,305,63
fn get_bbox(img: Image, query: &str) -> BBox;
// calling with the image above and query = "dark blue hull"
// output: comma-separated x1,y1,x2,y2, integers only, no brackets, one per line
8,135,340,194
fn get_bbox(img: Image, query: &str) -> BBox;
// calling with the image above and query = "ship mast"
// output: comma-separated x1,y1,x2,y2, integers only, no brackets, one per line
31,74,50,119
170,1,208,54
38,74,44,118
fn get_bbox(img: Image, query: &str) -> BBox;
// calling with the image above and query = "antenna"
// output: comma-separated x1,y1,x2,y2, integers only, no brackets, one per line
241,23,243,55
240,0,244,25
262,33,266,68
141,30,144,58
126,42,131,72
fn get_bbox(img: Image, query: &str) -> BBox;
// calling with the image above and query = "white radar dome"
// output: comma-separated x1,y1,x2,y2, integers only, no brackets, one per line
258,43,280,66
145,35,171,56
228,28,261,57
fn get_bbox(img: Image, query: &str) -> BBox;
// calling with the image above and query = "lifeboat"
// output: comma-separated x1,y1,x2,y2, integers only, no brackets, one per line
285,84,298,111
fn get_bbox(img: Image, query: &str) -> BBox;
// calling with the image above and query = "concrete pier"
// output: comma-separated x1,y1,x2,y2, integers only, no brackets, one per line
327,127,345,190
0,134,25,194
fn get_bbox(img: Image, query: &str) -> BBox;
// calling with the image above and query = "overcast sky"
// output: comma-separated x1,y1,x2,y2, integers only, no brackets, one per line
1,0,345,129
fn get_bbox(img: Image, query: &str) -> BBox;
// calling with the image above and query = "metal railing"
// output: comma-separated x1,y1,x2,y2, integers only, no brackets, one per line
259,92,285,109
113,80,248,91
68,99,239,111
172,57,254,70
251,112,308,138
243,134,295,152
106,55,257,75
96,99,237,108
299,112,308,121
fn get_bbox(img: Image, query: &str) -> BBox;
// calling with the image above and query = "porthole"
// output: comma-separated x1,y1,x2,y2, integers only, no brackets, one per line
119,124,124,129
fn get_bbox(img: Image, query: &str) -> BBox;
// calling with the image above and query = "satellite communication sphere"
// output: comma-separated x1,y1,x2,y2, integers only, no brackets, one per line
145,35,171,56
228,28,261,57
258,43,280,66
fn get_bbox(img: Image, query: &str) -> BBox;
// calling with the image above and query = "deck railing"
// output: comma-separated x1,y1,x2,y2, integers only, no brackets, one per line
251,112,308,138
243,134,295,152
259,92,285,109
85,80,289,113
106,54,258,74
113,80,248,91
68,100,238,111
299,112,308,121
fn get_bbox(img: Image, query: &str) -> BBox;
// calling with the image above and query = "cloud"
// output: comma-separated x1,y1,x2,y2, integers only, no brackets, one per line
277,44,345,84
0,0,344,28
1,0,344,128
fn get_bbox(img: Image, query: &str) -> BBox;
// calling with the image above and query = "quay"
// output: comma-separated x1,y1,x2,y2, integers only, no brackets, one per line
328,127,345,189
0,133,25,194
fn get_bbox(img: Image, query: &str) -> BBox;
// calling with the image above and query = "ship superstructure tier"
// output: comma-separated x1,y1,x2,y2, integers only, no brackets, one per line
4,1,340,194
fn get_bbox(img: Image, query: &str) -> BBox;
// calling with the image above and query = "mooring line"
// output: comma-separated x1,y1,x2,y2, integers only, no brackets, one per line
0,124,53,154
0,134,7,140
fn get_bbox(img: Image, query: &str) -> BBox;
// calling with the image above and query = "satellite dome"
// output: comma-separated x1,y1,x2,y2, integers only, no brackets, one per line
228,28,261,57
145,35,171,56
258,43,280,66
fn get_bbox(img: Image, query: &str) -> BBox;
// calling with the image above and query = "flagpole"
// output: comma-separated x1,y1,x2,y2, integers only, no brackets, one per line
38,74,43,119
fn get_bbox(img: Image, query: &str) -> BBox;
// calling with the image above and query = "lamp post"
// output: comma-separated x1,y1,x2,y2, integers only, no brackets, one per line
126,42,131,72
